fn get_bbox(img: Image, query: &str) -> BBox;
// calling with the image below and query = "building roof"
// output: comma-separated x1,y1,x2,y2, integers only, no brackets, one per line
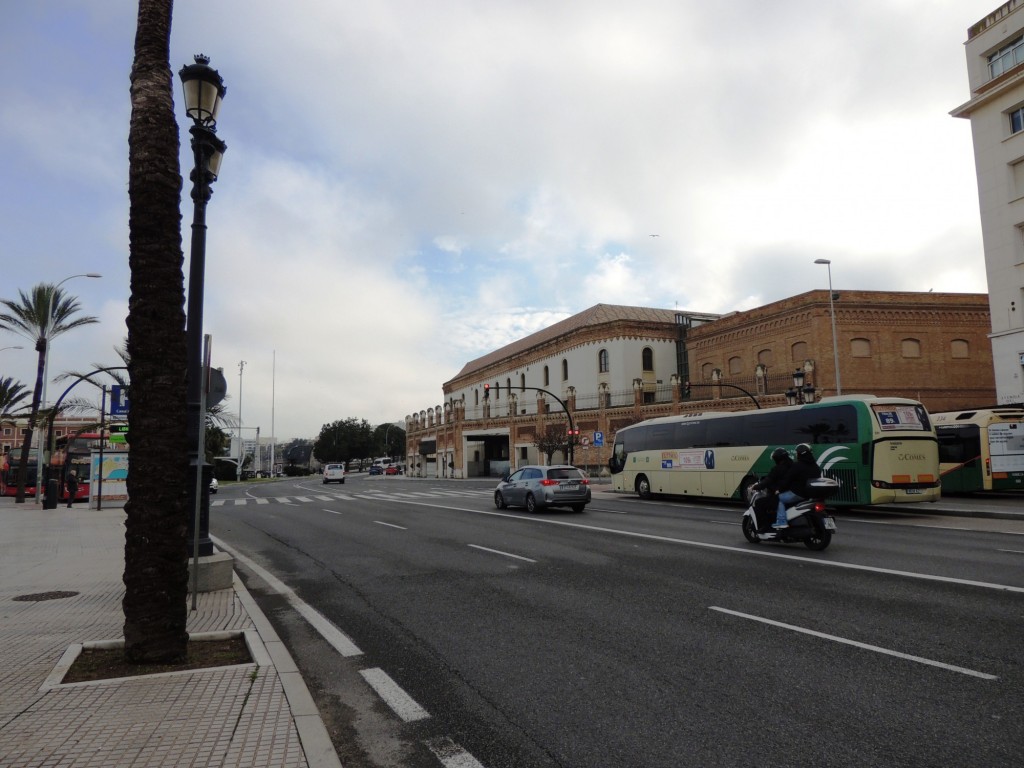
449,303,716,383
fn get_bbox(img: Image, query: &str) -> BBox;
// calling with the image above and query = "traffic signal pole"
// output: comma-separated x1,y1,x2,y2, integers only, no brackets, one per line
484,384,578,463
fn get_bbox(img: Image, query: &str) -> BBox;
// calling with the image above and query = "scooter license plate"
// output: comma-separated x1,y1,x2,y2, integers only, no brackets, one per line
824,517,837,531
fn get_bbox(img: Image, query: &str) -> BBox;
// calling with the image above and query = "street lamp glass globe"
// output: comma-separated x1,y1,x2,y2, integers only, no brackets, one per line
179,55,226,126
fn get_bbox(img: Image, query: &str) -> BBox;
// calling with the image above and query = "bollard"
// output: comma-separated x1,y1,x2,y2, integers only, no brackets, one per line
44,479,59,509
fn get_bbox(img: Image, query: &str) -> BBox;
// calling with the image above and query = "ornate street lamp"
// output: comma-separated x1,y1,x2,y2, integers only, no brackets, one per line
785,369,817,406
180,54,226,556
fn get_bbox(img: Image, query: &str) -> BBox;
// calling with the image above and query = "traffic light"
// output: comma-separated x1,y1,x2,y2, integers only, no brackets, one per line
684,381,691,398
483,384,490,400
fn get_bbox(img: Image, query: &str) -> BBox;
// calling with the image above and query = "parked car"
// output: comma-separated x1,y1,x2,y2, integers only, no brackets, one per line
494,465,590,513
385,465,400,475
209,477,219,494
323,463,346,484
368,465,384,476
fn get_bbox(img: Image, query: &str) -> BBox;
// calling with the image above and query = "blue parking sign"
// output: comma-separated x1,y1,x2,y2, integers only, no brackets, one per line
110,385,130,416
593,431,604,447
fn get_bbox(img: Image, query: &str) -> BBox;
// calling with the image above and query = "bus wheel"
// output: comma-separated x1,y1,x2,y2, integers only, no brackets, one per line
636,475,652,500
742,517,760,544
739,476,757,503
804,530,832,551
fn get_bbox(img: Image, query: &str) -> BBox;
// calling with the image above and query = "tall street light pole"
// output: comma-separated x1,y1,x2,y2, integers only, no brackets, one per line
814,258,842,396
180,55,226,557
236,360,245,481
37,273,101,505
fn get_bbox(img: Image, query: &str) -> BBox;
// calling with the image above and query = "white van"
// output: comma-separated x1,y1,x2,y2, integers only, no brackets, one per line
323,463,346,484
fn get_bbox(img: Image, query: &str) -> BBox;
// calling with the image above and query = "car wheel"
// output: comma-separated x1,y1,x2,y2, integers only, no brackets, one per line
494,491,507,509
571,503,585,513
525,493,537,513
636,475,652,500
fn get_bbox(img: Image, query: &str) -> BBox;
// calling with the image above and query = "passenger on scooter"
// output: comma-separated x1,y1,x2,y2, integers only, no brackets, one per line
752,448,793,521
773,443,822,529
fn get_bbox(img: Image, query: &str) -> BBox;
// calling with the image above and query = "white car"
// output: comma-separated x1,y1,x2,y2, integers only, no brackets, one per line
323,464,346,484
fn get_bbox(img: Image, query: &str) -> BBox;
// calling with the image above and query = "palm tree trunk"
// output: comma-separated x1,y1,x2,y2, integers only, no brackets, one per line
13,341,47,504
123,0,189,663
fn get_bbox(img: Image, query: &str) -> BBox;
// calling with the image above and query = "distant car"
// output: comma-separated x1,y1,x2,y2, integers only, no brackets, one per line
242,470,256,480
385,465,400,475
323,463,346,484
209,477,219,494
368,465,384,476
494,465,590,513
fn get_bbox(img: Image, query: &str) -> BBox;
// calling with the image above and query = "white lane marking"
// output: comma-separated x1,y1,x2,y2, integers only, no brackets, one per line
211,500,224,506
468,544,537,563
709,606,998,681
359,667,430,722
374,521,407,530
232,499,246,505
315,495,334,501
424,736,486,768
998,549,1024,554
255,497,269,504
708,520,740,526
841,517,1024,536
332,494,355,501
274,497,292,503
378,500,1024,594
210,536,363,657
324,509,342,515
294,496,313,502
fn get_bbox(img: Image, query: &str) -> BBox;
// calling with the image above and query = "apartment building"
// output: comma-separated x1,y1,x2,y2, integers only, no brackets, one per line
953,0,1024,404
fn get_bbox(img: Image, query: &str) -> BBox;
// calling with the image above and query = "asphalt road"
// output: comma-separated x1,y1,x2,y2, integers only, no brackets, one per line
211,475,1024,768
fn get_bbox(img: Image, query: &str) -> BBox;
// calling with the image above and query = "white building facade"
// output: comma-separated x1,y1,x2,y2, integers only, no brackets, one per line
953,0,1024,404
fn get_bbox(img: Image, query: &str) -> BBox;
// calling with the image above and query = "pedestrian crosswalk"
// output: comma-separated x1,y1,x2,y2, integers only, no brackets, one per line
210,488,494,507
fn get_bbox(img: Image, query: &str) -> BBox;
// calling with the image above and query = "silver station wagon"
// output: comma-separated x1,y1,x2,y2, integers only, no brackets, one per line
494,465,591,513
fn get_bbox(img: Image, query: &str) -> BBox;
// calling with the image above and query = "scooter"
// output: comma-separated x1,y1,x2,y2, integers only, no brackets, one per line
742,477,840,551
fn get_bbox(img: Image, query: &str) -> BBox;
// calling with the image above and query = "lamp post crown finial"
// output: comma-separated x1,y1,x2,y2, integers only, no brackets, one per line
194,54,210,65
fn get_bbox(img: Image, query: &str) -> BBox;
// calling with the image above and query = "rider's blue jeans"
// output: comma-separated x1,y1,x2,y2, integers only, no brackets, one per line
775,491,803,525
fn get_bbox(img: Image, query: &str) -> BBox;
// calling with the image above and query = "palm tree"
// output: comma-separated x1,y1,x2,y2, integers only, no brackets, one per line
0,376,30,420
0,285,98,502
122,0,190,664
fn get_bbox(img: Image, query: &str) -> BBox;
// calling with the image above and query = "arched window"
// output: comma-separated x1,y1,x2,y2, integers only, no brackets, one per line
494,381,500,400
598,349,609,373
757,349,773,366
728,356,743,375
901,338,922,358
642,347,654,371
474,389,479,406
851,338,871,358
562,359,569,381
951,339,970,359
791,341,808,362
543,366,550,386
506,377,511,394
520,373,526,391
701,362,714,379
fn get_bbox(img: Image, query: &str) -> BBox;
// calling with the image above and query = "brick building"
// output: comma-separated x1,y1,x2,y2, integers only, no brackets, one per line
405,292,995,479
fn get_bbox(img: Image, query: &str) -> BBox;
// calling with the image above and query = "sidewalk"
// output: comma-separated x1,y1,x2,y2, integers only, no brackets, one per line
0,497,342,768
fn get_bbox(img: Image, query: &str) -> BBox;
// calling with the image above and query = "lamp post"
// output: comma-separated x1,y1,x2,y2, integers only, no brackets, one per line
814,258,842,396
37,273,101,505
236,360,245,481
180,54,226,557
785,369,817,406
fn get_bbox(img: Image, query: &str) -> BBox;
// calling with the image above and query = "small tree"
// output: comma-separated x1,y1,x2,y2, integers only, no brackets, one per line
533,423,569,465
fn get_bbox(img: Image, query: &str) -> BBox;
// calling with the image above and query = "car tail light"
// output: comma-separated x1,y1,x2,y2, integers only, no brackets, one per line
540,479,559,486
580,478,590,485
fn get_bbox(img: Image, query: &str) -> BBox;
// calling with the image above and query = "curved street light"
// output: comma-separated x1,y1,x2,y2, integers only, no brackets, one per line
37,272,102,504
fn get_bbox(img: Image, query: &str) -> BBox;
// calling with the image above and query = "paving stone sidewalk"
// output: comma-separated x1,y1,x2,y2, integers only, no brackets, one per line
0,499,341,768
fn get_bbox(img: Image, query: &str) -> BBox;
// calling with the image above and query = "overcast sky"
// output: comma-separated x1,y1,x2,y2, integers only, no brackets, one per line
0,1,998,440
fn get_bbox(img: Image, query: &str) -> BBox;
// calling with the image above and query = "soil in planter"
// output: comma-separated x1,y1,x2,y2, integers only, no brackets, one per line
63,635,252,683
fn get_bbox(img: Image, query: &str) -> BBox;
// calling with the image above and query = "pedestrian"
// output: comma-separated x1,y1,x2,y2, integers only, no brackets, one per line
65,471,79,508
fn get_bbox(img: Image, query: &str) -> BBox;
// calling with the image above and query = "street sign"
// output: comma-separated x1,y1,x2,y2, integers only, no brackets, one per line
581,436,590,446
109,424,129,444
593,431,604,447
109,385,130,416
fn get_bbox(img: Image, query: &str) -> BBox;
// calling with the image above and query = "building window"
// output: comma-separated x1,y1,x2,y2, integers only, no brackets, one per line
642,347,654,372
494,382,500,400
520,373,526,391
851,338,871,358
1011,106,1024,136
951,339,970,359
728,356,742,375
544,366,549,386
701,362,714,379
598,349,609,373
990,36,1024,79
506,377,511,395
791,341,808,362
757,349,773,366
901,338,922,358
561,359,568,381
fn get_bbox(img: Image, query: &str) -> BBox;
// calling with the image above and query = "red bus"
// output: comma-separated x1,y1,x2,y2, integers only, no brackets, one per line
0,433,99,502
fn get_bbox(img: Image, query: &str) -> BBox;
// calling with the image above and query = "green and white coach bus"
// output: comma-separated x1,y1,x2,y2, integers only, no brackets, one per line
608,395,941,506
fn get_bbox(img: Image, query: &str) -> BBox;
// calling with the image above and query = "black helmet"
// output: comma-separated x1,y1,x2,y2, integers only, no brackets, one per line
795,443,813,457
771,447,790,463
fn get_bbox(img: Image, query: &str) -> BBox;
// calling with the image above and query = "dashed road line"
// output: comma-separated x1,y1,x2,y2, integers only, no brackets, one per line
359,668,430,722
424,736,486,767
374,521,407,530
468,544,536,563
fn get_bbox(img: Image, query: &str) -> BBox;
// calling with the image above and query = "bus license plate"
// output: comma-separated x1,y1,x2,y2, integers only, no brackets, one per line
824,517,837,531
906,488,923,494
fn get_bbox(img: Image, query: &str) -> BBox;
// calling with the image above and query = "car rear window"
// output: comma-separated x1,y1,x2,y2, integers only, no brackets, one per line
547,468,583,480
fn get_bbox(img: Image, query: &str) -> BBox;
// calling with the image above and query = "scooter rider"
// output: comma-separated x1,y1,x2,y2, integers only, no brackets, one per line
773,443,822,529
751,448,793,520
